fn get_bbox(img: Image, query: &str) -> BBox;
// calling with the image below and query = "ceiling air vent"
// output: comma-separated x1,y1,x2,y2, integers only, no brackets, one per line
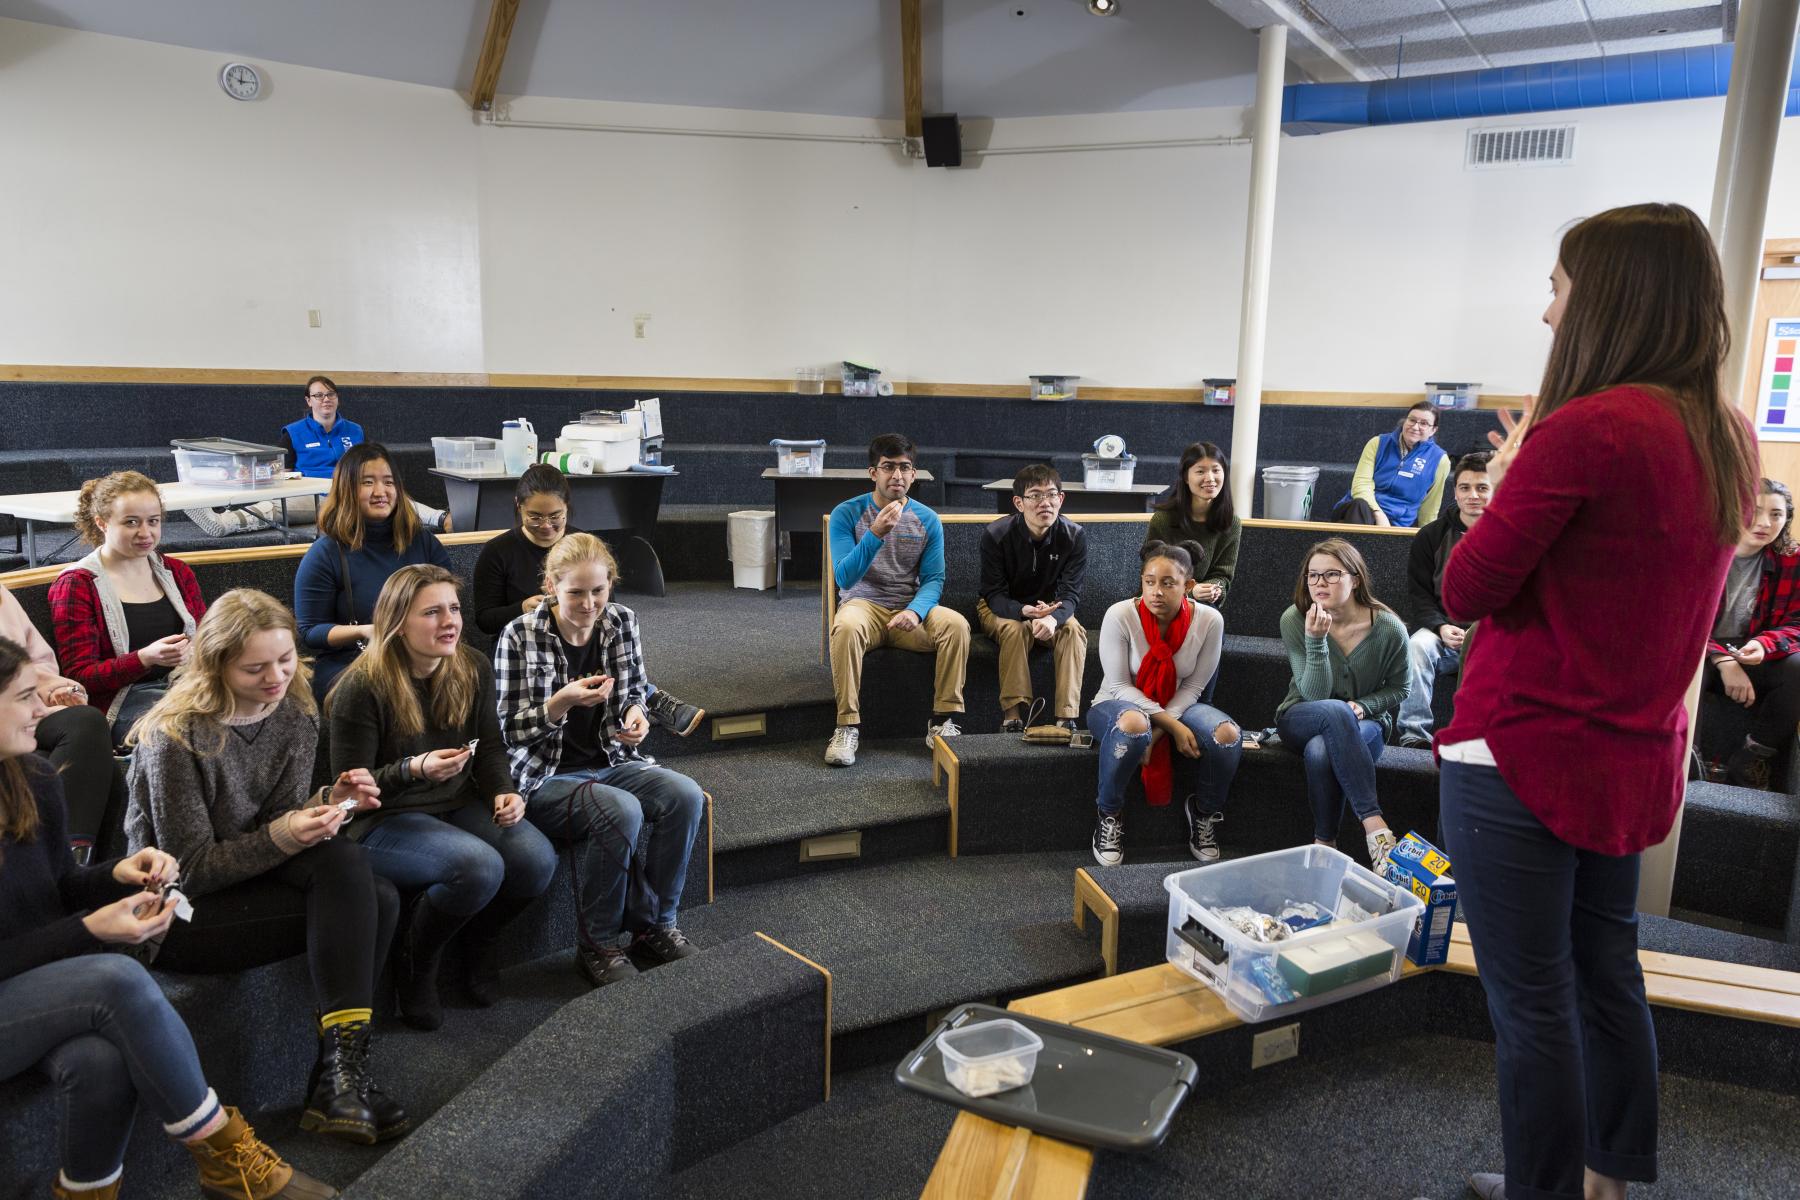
1465,124,1576,170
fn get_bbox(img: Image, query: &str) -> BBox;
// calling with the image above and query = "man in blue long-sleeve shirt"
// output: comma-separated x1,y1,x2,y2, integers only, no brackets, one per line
824,433,969,767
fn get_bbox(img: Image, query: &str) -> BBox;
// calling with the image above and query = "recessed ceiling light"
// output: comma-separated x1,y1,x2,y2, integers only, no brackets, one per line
1088,0,1120,15
1652,26,1673,34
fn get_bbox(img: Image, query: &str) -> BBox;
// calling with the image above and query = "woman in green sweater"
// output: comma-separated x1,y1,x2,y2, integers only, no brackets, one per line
1146,442,1242,607
1274,538,1410,873
328,565,557,1030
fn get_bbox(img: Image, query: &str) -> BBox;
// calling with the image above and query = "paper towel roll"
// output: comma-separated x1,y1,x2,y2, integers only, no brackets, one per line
541,451,594,475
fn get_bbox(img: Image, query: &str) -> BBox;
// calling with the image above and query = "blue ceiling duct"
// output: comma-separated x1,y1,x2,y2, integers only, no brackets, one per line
1282,43,1800,135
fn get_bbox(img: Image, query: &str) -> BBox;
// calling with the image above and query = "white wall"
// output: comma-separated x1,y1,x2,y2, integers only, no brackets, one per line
4,17,1798,396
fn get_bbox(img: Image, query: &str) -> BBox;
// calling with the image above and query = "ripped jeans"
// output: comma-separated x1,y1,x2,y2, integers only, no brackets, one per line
1086,698,1243,816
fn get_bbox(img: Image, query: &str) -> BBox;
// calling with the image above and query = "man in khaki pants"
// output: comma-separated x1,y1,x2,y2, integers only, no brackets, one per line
824,434,969,767
978,465,1089,732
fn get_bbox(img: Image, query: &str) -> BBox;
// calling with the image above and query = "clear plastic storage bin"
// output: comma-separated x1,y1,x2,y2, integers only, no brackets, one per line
795,368,826,395
1426,381,1481,410
1030,375,1080,401
770,439,826,477
432,436,504,474
936,1018,1043,1098
170,438,284,489
1163,845,1423,1023
1082,453,1137,491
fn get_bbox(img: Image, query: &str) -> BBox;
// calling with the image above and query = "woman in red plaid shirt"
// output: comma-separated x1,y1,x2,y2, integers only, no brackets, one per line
48,472,206,750
1703,478,1800,790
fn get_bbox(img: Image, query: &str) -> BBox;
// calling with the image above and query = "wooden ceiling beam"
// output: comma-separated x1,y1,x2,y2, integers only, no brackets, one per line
468,0,523,112
902,0,923,139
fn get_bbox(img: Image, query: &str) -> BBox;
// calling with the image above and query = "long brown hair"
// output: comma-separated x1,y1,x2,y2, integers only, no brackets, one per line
1536,203,1758,546
129,589,315,755
0,637,40,846
316,442,420,553
330,565,480,738
1292,538,1396,620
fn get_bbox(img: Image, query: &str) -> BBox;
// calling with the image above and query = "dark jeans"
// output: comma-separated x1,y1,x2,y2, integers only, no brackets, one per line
359,802,558,918
109,680,169,752
1701,653,1800,751
1441,760,1657,1200
37,704,125,851
1331,496,1381,525
1277,699,1386,842
155,839,400,1017
1086,699,1242,816
0,955,213,1182
527,761,705,946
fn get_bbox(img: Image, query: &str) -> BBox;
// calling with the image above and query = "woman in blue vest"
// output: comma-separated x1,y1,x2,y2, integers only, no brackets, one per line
279,376,451,533
1331,402,1450,528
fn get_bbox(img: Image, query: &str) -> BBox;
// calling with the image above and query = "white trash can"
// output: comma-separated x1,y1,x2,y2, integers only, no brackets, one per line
1261,466,1321,521
727,509,777,590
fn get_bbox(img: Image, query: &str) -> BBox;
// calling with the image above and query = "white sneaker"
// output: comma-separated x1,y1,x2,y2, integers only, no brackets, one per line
825,725,860,767
926,716,962,747
1185,798,1224,863
1092,812,1125,867
1366,828,1398,877
1468,1172,1507,1199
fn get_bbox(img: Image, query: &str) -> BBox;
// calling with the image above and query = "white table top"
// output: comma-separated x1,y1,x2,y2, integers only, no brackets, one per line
0,476,331,523
980,478,1163,493
760,468,936,481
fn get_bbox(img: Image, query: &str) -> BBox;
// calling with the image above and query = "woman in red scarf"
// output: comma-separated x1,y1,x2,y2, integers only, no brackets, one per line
1087,540,1242,867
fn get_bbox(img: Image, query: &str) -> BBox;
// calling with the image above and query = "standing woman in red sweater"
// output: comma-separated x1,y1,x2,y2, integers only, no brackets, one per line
1438,203,1759,1200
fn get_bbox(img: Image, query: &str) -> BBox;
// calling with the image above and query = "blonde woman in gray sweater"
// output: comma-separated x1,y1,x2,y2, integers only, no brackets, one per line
123,589,409,1147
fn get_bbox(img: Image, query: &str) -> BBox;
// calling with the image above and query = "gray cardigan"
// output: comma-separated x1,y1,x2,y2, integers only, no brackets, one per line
1275,605,1411,737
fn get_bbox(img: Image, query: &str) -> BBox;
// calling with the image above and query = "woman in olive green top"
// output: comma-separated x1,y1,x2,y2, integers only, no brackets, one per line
1274,537,1409,873
1146,442,1242,606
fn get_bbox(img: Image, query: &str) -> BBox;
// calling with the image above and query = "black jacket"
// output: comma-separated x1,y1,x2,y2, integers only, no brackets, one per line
978,514,1086,626
1407,510,1473,633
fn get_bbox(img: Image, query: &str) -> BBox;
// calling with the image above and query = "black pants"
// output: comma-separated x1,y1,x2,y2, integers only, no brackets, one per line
1330,496,1380,524
1441,761,1657,1199
35,705,125,851
156,839,399,1017
1700,652,1800,749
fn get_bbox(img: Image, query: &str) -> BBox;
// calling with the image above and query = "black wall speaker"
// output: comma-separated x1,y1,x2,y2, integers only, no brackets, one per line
921,113,962,168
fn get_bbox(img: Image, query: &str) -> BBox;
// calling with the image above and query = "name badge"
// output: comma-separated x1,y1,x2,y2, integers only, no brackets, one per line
1398,469,1416,478
304,442,321,449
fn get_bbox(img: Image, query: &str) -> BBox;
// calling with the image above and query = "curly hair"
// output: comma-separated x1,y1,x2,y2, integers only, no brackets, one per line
73,470,161,547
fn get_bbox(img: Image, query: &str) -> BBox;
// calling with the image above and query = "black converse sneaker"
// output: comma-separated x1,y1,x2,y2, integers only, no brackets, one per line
1092,812,1125,867
1184,796,1224,863
648,689,706,737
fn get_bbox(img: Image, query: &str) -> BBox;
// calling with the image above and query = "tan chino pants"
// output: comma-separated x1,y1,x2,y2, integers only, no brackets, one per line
829,599,970,726
976,599,1087,720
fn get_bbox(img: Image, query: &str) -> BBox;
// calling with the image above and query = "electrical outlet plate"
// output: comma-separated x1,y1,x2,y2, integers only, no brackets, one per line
633,312,651,339
1251,1023,1299,1069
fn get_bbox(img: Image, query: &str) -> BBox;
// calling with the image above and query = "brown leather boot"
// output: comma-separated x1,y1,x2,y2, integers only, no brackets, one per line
182,1107,338,1199
51,1179,121,1200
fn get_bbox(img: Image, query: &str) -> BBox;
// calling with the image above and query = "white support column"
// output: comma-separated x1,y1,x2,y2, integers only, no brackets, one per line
1640,0,1800,917
1229,22,1288,517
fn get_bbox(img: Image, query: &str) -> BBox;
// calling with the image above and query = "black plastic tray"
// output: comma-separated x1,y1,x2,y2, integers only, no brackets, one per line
893,1002,1197,1152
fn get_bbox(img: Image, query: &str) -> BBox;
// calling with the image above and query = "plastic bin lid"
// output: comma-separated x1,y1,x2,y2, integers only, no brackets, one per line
770,439,827,448
1424,381,1480,388
842,361,879,376
170,437,283,454
1030,374,1080,382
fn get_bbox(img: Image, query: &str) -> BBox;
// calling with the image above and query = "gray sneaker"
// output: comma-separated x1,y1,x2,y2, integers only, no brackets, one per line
1468,1172,1507,1199
1092,812,1125,867
926,716,962,747
1185,798,1224,863
825,725,860,767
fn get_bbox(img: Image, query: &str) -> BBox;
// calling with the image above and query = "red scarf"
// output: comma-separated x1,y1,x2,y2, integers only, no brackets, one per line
1135,598,1192,806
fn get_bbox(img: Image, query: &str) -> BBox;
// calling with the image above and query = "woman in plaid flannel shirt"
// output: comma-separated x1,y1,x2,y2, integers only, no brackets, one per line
494,533,704,990
1704,478,1800,789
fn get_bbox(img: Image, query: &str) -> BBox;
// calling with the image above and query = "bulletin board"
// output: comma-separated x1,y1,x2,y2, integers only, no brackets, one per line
1753,318,1800,442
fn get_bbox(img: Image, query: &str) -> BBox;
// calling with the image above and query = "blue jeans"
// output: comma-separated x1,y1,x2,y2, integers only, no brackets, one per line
1441,761,1657,1200
110,679,169,752
1086,698,1242,816
0,956,212,1182
527,761,705,945
1398,628,1460,743
1277,698,1386,842
359,802,558,918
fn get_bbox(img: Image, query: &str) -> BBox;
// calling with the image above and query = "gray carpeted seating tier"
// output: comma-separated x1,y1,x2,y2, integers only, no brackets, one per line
338,932,828,1199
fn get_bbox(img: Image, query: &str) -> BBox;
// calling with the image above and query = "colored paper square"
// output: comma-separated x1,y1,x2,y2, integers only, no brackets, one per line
1769,411,1787,426
1781,340,1798,354
1775,375,1793,390
1777,357,1795,372
1771,392,1790,407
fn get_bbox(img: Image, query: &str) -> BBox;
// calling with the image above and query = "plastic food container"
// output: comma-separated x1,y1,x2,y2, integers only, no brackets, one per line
432,436,504,474
170,438,284,489
936,1018,1043,1098
1030,374,1080,401
1082,453,1137,492
1425,381,1481,410
770,438,826,477
1202,378,1236,406
1163,845,1423,1023
556,423,640,474
795,368,826,395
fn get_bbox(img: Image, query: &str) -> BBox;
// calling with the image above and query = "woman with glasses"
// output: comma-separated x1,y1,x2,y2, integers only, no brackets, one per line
471,465,704,735
1275,538,1409,872
1330,401,1450,527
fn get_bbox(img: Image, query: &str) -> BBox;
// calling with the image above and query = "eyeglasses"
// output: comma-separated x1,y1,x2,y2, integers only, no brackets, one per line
308,390,337,401
1306,569,1355,585
1020,489,1062,502
522,512,568,528
1403,417,1436,430
874,462,917,476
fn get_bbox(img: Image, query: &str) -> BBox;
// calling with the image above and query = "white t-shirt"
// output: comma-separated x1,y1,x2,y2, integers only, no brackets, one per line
1091,599,1224,716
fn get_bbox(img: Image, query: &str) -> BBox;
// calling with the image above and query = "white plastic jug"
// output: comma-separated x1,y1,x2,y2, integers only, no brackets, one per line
501,418,536,475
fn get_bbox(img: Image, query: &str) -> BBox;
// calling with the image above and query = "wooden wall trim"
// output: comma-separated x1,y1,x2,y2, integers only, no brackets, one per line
0,364,1528,409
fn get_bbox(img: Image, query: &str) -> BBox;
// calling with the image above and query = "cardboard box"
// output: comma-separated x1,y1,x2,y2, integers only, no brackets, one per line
1276,931,1394,997
1382,832,1459,967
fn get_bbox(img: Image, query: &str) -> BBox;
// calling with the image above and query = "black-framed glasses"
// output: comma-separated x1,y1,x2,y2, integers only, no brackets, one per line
308,390,337,401
1020,489,1062,502
874,461,917,476
1306,569,1355,585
